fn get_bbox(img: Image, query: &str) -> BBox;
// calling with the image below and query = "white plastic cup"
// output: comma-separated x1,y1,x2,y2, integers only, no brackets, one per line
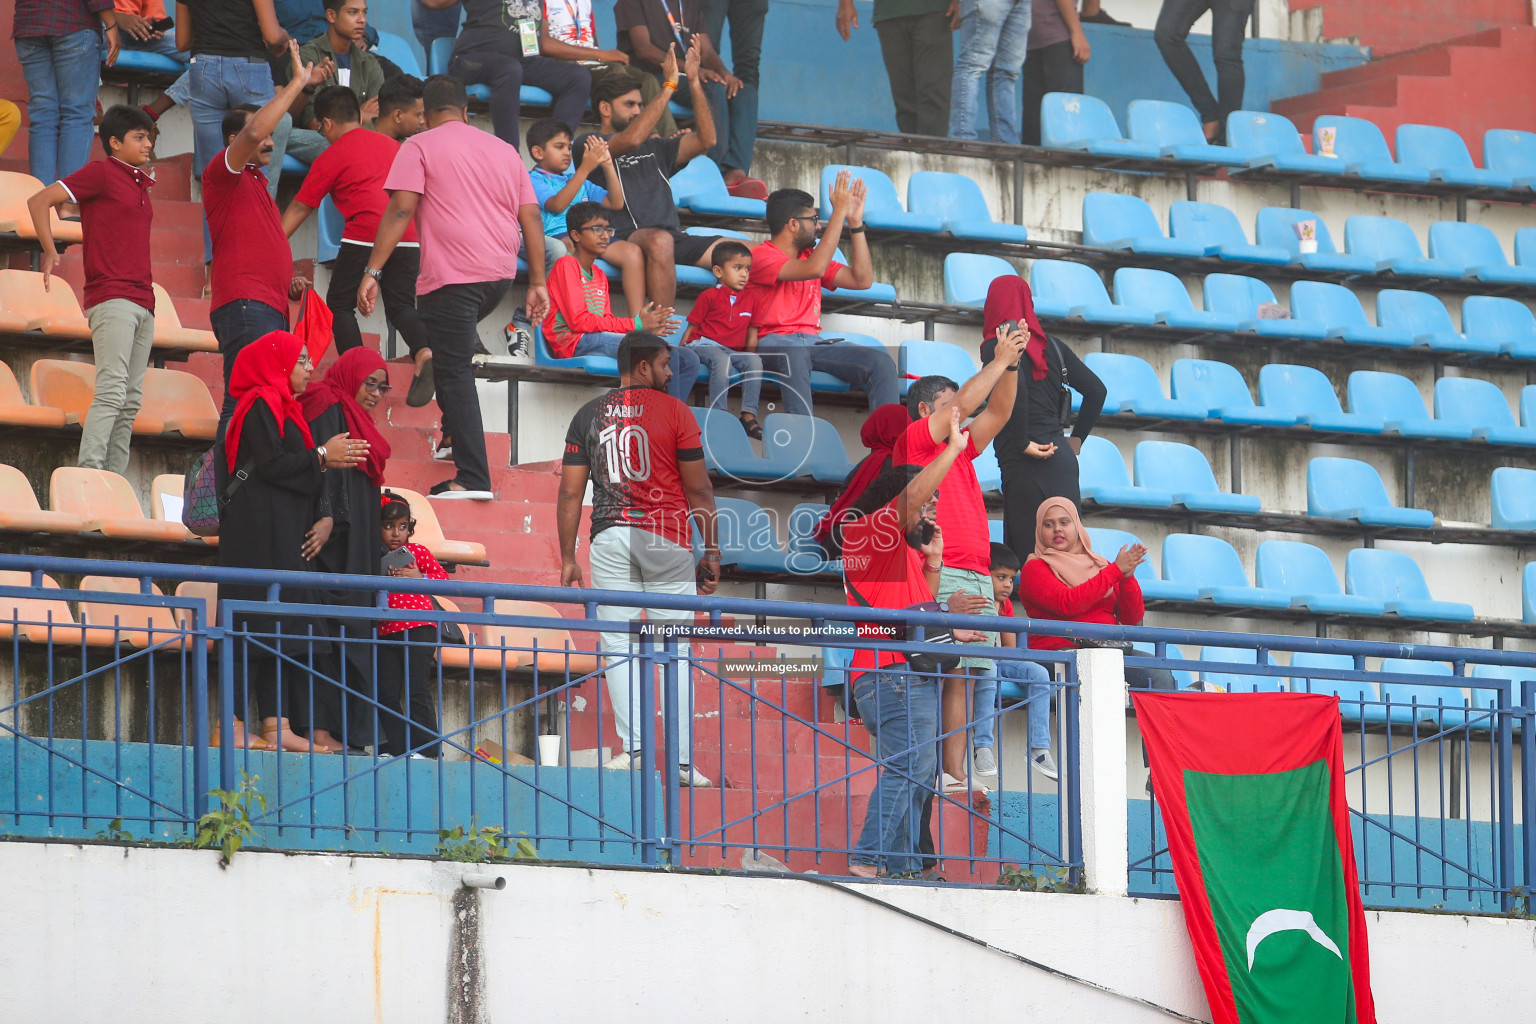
1299,238,1318,254
537,734,562,766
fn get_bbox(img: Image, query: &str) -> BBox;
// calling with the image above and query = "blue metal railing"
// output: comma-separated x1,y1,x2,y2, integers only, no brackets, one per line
0,552,1528,906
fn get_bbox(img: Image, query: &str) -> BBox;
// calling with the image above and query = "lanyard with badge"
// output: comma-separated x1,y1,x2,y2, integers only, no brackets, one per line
559,0,591,45
659,0,691,50
503,0,541,55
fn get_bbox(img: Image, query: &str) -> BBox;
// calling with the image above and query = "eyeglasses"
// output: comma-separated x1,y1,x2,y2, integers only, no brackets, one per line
792,212,820,225
580,224,615,236
298,356,315,369
362,380,393,394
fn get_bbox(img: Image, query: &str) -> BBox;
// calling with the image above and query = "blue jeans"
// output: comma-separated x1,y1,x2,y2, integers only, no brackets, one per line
755,332,900,417
187,54,286,199
852,668,940,876
975,657,1051,751
574,331,700,405
210,298,289,434
16,29,102,183
690,340,766,414
949,0,1032,143
699,0,766,174
122,30,187,62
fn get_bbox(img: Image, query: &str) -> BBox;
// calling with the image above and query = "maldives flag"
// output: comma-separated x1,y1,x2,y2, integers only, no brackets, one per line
1133,691,1376,1024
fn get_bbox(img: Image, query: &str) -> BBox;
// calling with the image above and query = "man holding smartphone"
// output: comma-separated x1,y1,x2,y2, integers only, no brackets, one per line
557,331,719,787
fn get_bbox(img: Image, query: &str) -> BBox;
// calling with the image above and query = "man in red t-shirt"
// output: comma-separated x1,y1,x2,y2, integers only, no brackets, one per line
838,406,987,878
204,40,314,433
893,323,1026,790
281,82,432,398
557,331,720,788
744,171,899,417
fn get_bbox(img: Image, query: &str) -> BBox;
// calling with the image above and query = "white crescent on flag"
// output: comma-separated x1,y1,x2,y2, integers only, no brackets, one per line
1245,908,1343,970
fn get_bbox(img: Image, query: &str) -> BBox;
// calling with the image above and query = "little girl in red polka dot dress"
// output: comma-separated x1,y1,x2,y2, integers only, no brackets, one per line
378,491,450,757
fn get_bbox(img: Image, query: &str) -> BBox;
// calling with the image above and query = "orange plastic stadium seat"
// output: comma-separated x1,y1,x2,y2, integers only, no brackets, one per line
0,270,90,339
492,600,599,673
30,359,166,434
0,171,83,245
0,463,84,535
144,368,217,439
151,284,218,353
435,600,530,673
49,466,190,542
173,580,218,647
385,486,488,565
0,362,66,428
77,575,183,648
0,571,90,645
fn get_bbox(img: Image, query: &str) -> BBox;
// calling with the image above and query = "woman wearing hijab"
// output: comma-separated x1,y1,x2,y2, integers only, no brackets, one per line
298,348,395,750
813,403,911,555
218,331,369,752
978,277,1106,563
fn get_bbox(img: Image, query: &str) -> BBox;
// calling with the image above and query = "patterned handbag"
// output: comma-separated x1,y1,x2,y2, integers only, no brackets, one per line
181,445,250,538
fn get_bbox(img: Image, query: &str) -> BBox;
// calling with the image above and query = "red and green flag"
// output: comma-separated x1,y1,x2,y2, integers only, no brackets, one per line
1133,691,1376,1024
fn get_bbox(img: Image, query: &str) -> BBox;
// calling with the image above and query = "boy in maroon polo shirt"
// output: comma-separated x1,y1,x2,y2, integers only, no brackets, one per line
26,104,158,475
679,239,773,436
205,40,316,433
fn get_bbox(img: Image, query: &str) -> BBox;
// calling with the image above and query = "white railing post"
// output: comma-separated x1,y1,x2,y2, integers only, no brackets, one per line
1077,647,1128,896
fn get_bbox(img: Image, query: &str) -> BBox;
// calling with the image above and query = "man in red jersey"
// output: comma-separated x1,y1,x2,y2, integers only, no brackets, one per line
557,331,719,787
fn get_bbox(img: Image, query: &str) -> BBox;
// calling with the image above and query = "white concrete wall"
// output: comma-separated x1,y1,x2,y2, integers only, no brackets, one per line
2,839,1533,1024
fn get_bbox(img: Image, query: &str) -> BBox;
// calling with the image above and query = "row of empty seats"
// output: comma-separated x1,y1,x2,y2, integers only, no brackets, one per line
0,269,216,354
19,360,217,440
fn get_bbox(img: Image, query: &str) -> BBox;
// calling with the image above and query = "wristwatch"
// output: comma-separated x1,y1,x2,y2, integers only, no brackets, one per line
365,268,384,280
847,225,866,234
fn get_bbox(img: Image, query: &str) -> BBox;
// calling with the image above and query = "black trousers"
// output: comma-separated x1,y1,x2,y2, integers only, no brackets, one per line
874,11,953,136
417,279,509,492
1153,0,1252,127
375,625,442,757
449,42,591,146
999,444,1082,564
1021,40,1083,146
328,242,430,357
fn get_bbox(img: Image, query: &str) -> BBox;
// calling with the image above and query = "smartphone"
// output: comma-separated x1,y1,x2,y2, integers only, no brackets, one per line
815,336,844,345
1000,319,1019,335
381,546,417,572
149,17,174,30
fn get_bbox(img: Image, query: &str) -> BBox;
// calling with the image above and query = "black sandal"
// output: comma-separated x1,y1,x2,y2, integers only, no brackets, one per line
739,412,763,440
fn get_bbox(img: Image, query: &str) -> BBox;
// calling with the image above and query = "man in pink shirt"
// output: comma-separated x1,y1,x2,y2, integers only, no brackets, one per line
359,74,548,500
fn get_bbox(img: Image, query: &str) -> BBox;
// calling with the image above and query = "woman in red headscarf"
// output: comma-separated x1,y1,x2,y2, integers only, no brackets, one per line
978,275,1106,563
218,331,368,752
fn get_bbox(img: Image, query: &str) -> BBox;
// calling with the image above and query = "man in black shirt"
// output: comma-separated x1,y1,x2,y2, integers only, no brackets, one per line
573,44,728,309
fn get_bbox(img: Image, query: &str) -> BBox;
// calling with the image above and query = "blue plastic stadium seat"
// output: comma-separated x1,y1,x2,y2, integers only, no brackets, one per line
1470,662,1536,712
944,252,1015,309
1491,467,1536,530
1346,371,1474,440
1083,352,1208,420
1112,267,1240,331
1126,99,1247,166
1170,358,1301,427
1134,440,1262,514
1377,659,1492,729
907,171,1029,244
670,157,767,218
1289,281,1414,349
1395,123,1516,189
281,153,309,175
714,497,794,573
1483,128,1536,189
373,30,424,77
1528,564,1536,623
1082,193,1210,258
1463,296,1536,359
1314,115,1431,184
900,340,977,384
1040,92,1160,159
1306,457,1434,528
1427,221,1536,285
1169,201,1291,265
1517,227,1536,266
1254,208,1377,275
316,196,343,265
1255,540,1386,616
1083,526,1186,599
822,644,854,689
111,50,184,74
1435,377,1536,446
1288,652,1378,722
1225,110,1347,175
787,502,838,575
1030,259,1155,325
1344,216,1465,279
1078,435,1174,510
1202,274,1327,341
1525,385,1536,427
762,413,856,483
1162,534,1292,609
1257,364,1384,434
534,325,616,375
691,407,804,481
818,164,942,234
1376,289,1499,355
1199,646,1284,692
1346,549,1475,622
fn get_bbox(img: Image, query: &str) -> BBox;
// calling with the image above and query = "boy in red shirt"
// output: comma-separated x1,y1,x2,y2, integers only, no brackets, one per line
543,201,695,401
26,104,158,474
282,83,433,400
680,240,775,438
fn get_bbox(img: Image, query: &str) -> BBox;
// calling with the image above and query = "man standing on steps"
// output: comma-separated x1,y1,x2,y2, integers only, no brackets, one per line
557,332,719,788
359,74,548,500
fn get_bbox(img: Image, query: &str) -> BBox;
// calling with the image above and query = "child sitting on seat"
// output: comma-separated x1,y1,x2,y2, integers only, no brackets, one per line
377,491,449,758
680,240,773,440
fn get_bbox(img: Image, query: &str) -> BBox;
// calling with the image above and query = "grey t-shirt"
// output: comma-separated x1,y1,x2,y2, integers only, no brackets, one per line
1028,0,1072,50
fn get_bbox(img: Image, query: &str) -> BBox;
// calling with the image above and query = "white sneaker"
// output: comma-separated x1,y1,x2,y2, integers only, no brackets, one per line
1031,749,1059,781
602,752,633,770
972,747,998,776
941,772,989,793
679,764,713,788
430,488,493,501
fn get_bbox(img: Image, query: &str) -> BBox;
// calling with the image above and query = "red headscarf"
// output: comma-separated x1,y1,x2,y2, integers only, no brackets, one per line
814,403,912,546
982,275,1050,381
224,331,315,472
297,347,392,485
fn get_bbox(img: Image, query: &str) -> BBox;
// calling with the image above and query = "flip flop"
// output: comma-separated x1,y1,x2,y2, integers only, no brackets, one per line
407,358,435,407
